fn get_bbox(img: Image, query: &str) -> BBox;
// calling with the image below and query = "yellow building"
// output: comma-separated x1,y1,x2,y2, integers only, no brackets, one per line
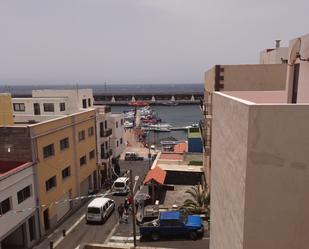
0,93,14,125
0,99,97,234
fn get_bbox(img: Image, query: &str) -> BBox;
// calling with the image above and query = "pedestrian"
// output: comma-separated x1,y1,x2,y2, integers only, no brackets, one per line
118,203,124,222
135,200,139,212
124,198,129,214
128,195,133,206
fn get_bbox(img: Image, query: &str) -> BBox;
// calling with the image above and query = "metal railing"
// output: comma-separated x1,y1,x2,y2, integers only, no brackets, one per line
100,128,112,137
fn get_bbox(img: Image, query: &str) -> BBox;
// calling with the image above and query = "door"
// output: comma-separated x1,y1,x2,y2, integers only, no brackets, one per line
43,209,50,231
34,103,40,115
56,192,71,221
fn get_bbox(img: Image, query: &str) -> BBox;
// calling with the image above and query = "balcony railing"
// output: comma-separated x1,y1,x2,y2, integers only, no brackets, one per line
101,149,113,159
100,128,112,137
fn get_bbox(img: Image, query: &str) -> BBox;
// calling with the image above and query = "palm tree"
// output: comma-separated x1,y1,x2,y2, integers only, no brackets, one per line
181,185,210,215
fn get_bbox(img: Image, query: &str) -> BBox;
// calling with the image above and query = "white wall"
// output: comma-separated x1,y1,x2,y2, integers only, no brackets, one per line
109,114,125,158
260,47,288,64
0,165,37,241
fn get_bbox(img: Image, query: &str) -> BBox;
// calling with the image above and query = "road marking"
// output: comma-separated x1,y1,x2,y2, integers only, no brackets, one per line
104,219,120,244
53,214,86,248
110,235,141,241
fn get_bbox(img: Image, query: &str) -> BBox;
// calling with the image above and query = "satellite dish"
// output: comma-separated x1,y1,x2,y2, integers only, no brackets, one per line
289,38,301,64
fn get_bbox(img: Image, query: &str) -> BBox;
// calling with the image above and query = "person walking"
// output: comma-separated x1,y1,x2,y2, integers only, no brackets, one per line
124,198,129,215
118,203,124,222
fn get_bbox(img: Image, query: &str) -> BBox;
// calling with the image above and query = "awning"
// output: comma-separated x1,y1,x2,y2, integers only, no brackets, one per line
143,167,166,185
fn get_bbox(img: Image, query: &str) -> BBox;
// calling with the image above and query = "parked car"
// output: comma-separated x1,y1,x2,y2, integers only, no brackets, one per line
125,152,144,161
86,197,115,224
139,211,204,241
112,177,130,195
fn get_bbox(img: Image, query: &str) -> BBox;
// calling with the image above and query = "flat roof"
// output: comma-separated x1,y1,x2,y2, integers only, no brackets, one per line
0,161,31,177
160,153,184,160
88,197,111,208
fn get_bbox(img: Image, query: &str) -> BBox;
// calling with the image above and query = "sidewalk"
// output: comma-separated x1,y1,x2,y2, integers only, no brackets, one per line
34,189,110,249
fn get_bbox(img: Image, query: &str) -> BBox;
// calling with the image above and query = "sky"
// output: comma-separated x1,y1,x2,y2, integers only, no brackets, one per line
0,0,308,85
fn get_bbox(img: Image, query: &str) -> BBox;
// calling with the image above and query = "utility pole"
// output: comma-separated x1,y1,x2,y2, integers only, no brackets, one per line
129,170,137,247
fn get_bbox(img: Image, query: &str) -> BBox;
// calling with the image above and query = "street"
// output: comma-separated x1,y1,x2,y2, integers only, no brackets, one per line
55,160,149,249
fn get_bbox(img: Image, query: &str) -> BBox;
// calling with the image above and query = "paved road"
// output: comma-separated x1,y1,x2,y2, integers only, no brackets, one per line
56,160,149,249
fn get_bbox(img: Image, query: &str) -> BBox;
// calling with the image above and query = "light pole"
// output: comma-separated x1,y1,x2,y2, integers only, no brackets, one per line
129,170,138,247
147,131,151,170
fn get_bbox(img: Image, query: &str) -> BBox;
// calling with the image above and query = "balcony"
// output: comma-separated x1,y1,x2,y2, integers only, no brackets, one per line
100,128,112,137
101,149,113,159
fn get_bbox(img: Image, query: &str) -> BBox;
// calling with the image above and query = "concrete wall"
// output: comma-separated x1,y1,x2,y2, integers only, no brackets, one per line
0,127,32,162
210,93,250,249
109,114,125,158
259,47,288,64
0,93,14,125
244,104,309,249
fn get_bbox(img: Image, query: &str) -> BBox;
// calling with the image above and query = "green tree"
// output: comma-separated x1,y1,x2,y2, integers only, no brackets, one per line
181,185,210,215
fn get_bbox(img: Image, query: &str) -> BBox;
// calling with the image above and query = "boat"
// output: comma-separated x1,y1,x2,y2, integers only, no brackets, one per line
128,101,149,107
161,101,179,106
142,123,172,132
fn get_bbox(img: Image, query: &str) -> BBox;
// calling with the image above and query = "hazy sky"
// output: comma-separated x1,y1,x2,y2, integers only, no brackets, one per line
0,0,308,85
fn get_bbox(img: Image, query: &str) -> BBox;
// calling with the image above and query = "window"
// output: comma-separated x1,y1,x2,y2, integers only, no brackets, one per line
59,102,66,111
89,150,95,159
80,155,87,166
60,137,69,150
28,216,36,241
13,103,25,112
17,185,31,204
43,144,54,158
88,98,91,107
82,99,87,108
0,198,11,215
100,122,104,137
104,120,107,129
105,141,108,149
88,127,94,137
43,103,54,112
120,138,123,144
45,176,56,191
121,119,124,125
62,166,71,179
78,130,85,141
117,140,119,147
116,121,119,128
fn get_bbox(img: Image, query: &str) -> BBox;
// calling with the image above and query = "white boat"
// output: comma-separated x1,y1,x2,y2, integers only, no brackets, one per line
142,123,172,132
124,121,134,128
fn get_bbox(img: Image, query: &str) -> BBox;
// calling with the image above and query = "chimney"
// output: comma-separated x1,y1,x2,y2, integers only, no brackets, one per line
275,40,281,49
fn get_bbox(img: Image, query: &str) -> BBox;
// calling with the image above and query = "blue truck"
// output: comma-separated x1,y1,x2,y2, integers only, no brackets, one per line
139,211,204,241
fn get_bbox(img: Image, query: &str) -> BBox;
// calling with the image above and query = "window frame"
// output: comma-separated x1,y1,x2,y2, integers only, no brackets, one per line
88,127,94,137
17,185,32,204
62,166,71,180
59,102,66,112
60,137,69,151
43,103,55,112
78,130,85,142
80,155,87,166
43,144,55,158
89,150,95,160
13,103,25,112
0,197,11,215
45,176,57,192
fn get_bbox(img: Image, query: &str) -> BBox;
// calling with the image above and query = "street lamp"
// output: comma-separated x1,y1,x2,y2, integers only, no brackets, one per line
129,170,139,247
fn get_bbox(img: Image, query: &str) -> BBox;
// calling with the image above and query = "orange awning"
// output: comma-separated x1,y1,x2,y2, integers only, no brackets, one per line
143,167,166,185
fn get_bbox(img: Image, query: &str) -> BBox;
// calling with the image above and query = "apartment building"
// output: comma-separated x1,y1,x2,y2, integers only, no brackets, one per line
12,89,93,123
207,33,309,249
108,113,126,173
0,94,97,235
0,162,39,249
96,106,113,185
202,63,287,185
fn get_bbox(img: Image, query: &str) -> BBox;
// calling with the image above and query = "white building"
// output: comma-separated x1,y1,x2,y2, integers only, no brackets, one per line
0,161,39,249
95,106,113,185
108,113,126,159
12,89,94,123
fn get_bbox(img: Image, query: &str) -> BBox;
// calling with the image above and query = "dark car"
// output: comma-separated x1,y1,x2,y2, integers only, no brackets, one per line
124,152,144,161
139,211,204,241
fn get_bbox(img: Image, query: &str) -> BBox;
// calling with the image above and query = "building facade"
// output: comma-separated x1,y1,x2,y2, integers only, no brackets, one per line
207,33,309,249
0,162,40,249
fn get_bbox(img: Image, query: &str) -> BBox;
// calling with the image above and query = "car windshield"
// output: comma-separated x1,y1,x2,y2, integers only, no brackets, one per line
180,213,188,223
114,182,125,188
88,207,100,214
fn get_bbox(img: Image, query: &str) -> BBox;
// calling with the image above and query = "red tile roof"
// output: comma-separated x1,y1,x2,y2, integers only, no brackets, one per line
143,167,166,185
0,161,28,177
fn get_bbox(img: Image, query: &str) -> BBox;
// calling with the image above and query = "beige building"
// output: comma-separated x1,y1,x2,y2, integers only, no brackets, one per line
259,40,288,64
207,33,309,249
202,63,287,185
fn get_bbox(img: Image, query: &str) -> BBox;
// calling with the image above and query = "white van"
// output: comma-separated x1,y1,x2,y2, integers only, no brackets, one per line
112,177,130,195
86,197,115,223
